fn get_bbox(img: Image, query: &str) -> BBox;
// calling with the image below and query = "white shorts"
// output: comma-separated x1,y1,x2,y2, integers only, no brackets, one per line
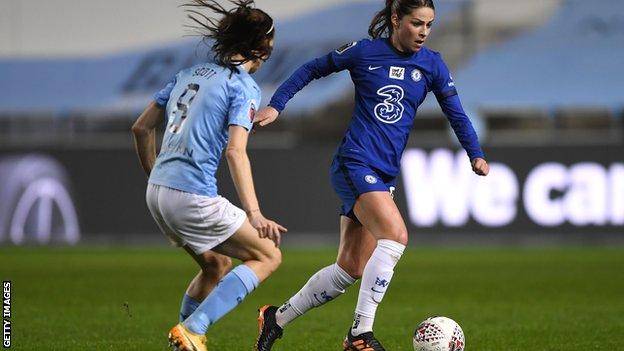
146,183,246,254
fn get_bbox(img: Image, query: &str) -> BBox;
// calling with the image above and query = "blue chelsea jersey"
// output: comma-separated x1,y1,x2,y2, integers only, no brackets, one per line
270,38,484,177
149,63,260,197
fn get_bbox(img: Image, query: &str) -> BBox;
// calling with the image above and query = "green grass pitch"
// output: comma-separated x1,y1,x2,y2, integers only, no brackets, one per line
1,247,623,350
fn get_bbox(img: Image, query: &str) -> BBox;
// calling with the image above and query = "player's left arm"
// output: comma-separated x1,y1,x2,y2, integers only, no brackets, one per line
226,83,287,246
225,126,287,246
438,95,489,176
225,126,257,211
432,55,489,176
132,101,164,177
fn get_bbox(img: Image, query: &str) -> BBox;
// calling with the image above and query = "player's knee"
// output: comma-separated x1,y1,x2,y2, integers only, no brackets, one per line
383,224,409,246
200,255,232,277
344,265,364,279
262,247,282,274
217,255,233,274
339,260,365,279
270,248,282,271
395,230,409,246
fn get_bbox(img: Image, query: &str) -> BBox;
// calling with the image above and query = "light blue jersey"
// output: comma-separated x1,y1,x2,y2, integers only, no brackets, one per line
149,62,260,197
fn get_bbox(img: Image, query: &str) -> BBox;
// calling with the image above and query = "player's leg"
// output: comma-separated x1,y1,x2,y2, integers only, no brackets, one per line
146,184,221,322
256,217,375,351
182,219,281,336
179,246,232,321
328,158,407,345
153,187,276,350
345,191,407,349
256,158,382,351
336,216,378,279
147,184,211,351
210,219,282,281
275,216,375,326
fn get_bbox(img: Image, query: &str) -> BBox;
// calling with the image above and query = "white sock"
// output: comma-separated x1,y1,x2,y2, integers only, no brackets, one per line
275,263,356,328
351,239,405,336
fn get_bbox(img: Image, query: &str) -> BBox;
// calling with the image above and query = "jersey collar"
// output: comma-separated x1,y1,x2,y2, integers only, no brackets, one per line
383,38,420,59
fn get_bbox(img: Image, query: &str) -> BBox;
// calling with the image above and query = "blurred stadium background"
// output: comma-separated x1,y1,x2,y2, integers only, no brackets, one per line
1,1,624,349
1,0,622,247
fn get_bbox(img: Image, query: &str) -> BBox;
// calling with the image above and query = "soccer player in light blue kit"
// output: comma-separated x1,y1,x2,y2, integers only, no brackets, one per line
132,1,285,350
254,0,489,350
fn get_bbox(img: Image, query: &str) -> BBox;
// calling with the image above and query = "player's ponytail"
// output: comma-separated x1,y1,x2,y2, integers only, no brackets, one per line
183,0,275,72
368,0,435,39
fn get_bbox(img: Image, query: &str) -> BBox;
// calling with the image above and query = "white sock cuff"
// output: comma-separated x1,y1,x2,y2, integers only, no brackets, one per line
333,263,357,287
377,239,405,258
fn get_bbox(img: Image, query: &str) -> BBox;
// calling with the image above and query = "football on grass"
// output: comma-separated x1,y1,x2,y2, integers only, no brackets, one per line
413,316,465,351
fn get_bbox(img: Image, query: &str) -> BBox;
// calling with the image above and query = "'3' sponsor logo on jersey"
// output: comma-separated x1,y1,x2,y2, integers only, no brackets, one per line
374,85,405,124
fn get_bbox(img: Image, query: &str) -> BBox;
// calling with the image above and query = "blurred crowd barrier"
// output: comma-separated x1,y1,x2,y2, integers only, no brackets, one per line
6,0,619,150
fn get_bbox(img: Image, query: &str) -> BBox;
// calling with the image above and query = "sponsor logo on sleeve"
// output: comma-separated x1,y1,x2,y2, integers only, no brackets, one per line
335,41,357,54
249,100,257,122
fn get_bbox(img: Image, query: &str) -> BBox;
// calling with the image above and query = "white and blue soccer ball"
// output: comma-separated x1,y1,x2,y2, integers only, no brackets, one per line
413,316,465,351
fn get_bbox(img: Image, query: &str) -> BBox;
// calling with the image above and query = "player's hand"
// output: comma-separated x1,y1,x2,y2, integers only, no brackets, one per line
248,211,288,247
253,106,279,127
471,158,490,176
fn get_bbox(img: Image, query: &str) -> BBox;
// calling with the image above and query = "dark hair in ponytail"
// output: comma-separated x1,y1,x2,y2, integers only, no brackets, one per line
369,0,435,38
183,0,275,72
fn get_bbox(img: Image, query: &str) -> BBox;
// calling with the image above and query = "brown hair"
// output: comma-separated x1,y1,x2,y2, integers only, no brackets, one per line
184,0,275,72
368,0,435,38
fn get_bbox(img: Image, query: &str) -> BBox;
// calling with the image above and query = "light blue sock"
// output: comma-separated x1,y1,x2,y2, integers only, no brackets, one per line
183,264,259,335
180,294,201,322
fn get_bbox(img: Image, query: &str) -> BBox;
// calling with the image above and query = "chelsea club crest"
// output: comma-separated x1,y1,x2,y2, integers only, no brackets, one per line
411,69,422,82
364,175,378,184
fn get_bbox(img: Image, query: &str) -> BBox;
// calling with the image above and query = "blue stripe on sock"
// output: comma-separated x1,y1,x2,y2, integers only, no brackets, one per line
180,294,201,322
232,264,259,292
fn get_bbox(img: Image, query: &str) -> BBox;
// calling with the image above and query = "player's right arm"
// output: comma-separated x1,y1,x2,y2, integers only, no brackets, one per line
132,101,165,177
132,76,177,177
255,40,364,126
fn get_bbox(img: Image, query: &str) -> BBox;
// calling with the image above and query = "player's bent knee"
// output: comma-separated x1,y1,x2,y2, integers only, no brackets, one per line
269,248,282,273
346,266,364,279
383,225,408,246
338,261,364,279
255,246,282,274
267,247,282,272
396,231,409,246
217,255,233,273
200,254,232,277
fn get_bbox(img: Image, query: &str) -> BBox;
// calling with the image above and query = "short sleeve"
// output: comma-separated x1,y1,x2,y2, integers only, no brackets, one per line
431,54,458,100
327,40,364,71
228,81,258,132
153,76,177,106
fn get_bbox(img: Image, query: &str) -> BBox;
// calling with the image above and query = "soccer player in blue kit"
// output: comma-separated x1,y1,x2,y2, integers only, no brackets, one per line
253,0,489,350
131,1,286,350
